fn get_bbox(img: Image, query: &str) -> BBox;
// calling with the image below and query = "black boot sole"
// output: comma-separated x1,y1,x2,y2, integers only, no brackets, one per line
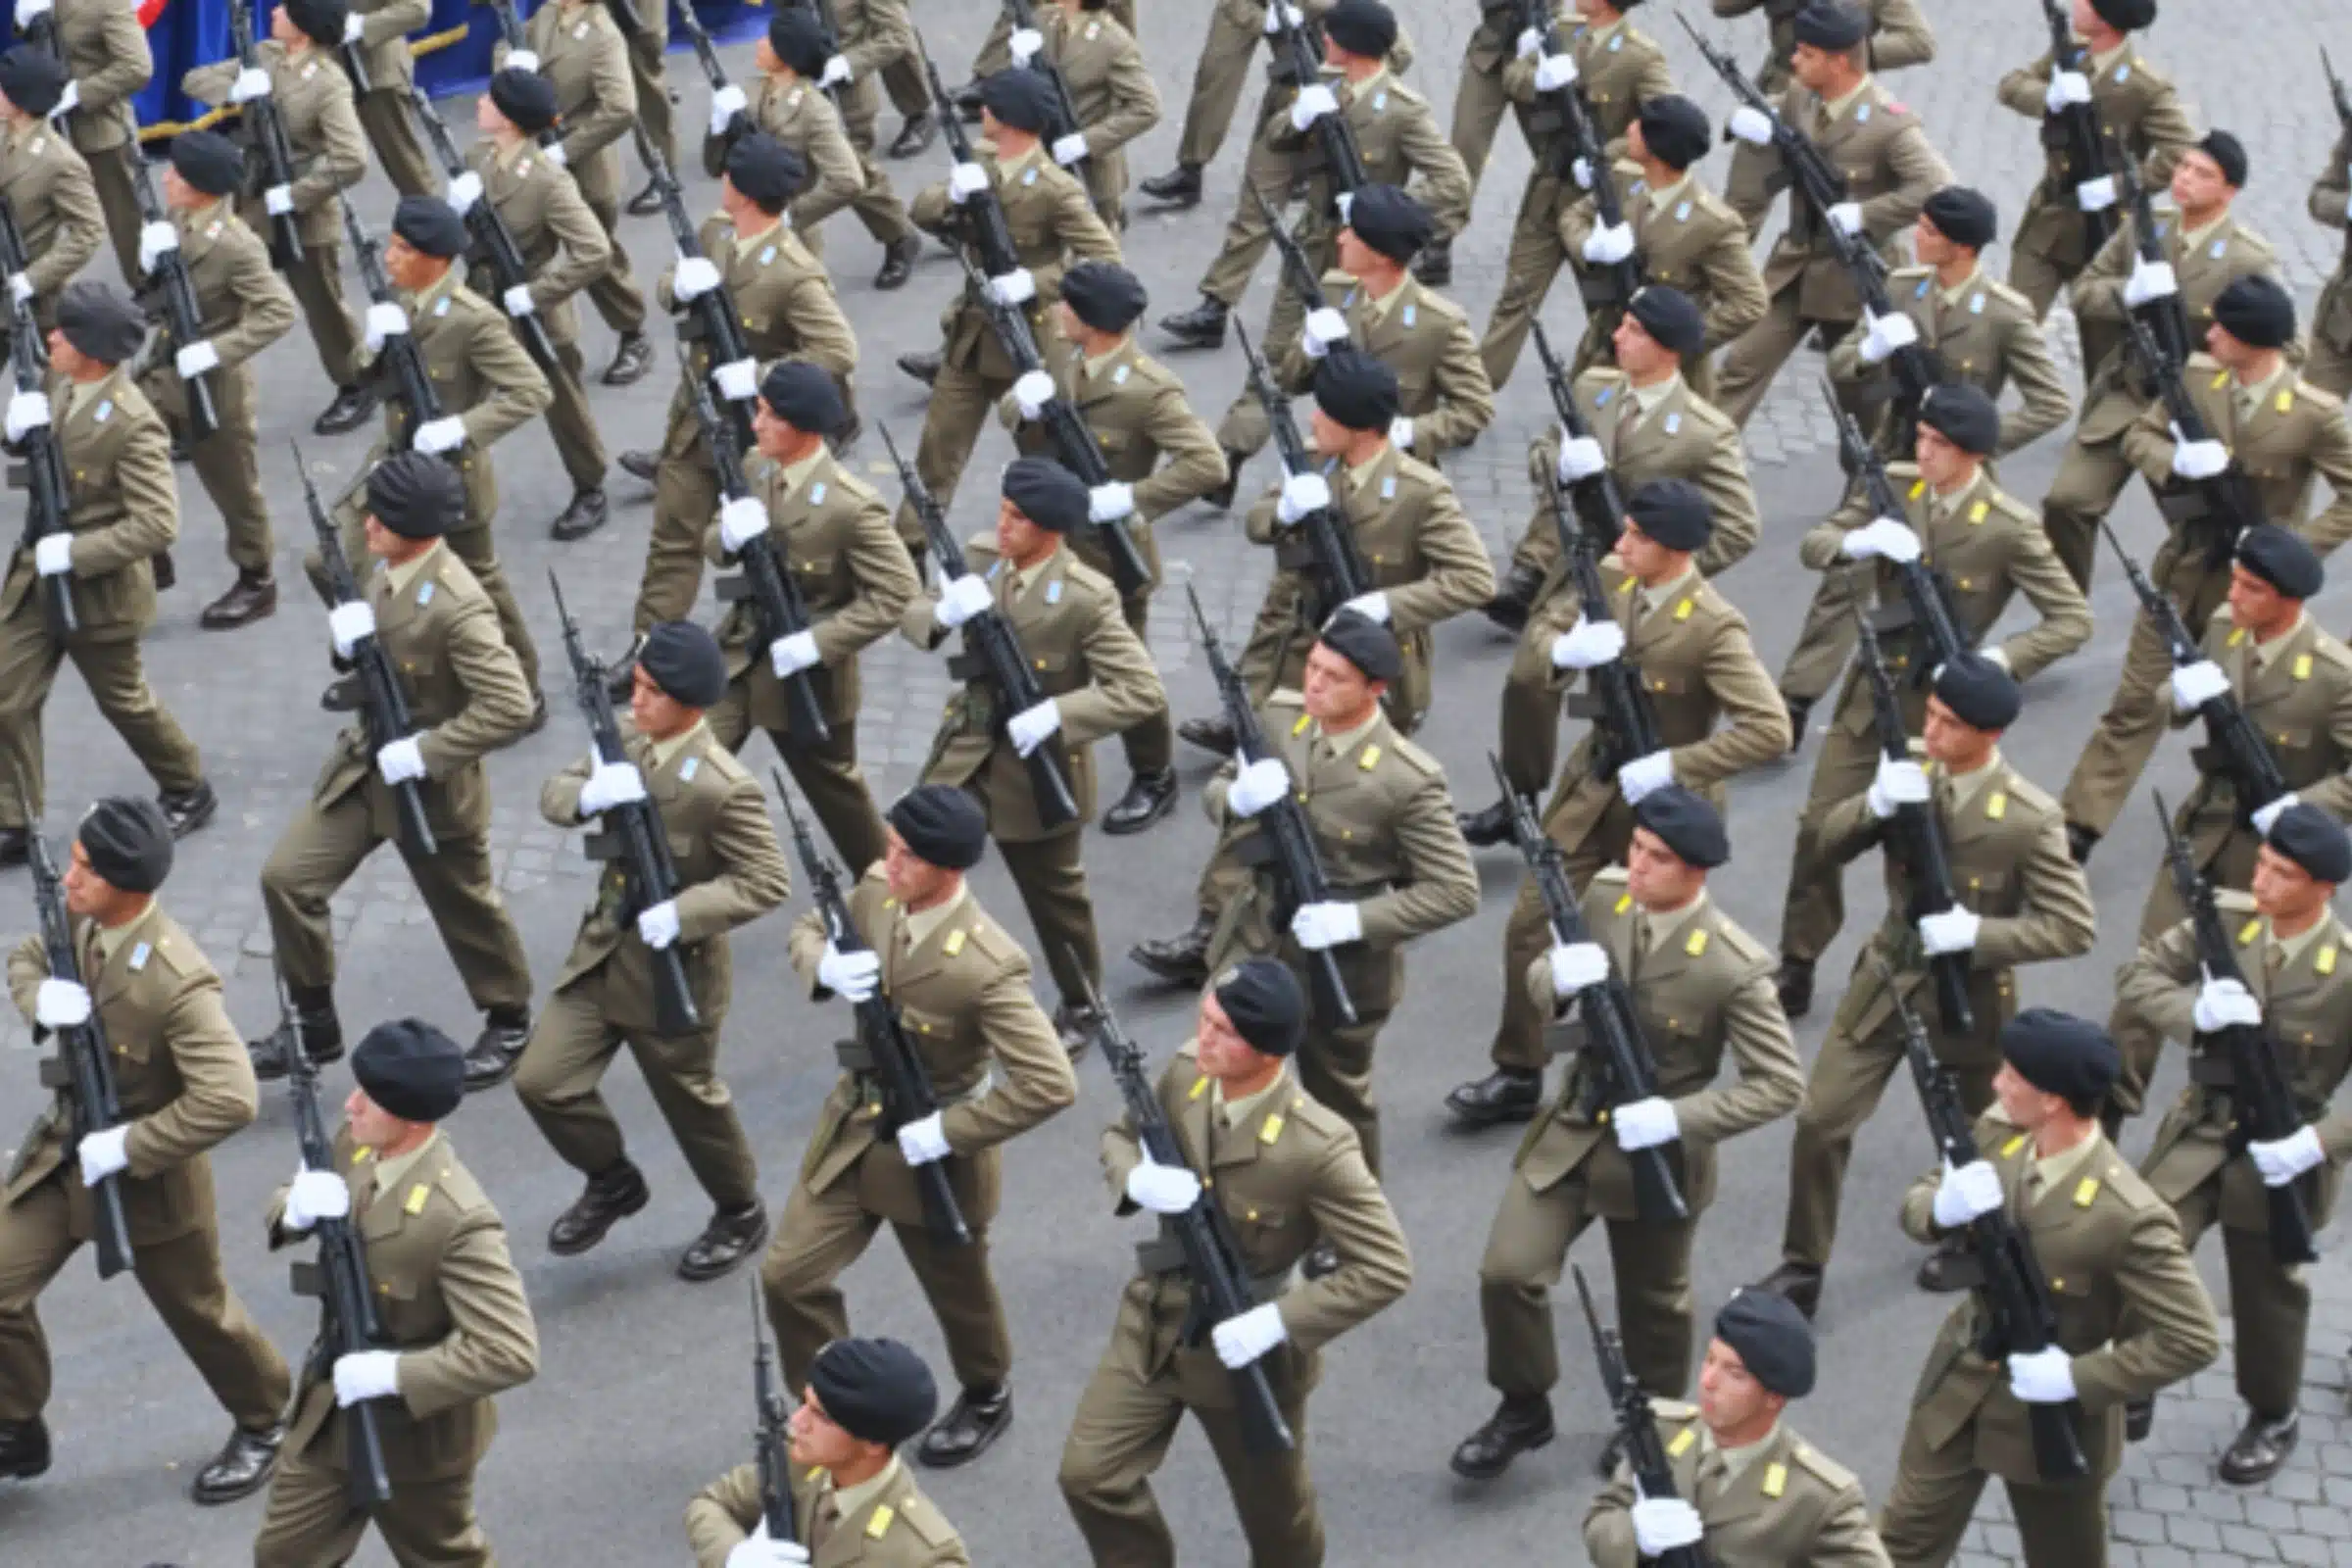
549,1182,651,1256
190,1456,279,1505
1448,1424,1553,1482
1445,1092,1541,1128
916,1403,1013,1470
677,1213,771,1283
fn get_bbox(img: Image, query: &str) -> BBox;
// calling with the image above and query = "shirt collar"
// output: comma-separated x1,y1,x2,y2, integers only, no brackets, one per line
1629,371,1683,416
1940,747,2004,809
2179,213,2228,253
1215,1063,1290,1127
1344,66,1393,102
1700,1418,1782,1485
774,446,830,500
1358,271,1411,323
1347,446,1390,489
647,716,709,773
2029,1127,2105,1193
2233,362,2290,408
408,267,457,315
1645,172,1693,213
1640,887,1709,950
1007,544,1062,595
2269,911,2334,967
2088,41,2131,74
384,539,446,596
1931,467,1986,519
1635,564,1698,614
1314,709,1382,760
1938,263,1984,306
735,213,787,251
823,1456,902,1529
89,900,161,966
369,1130,443,1200
1083,335,1135,381
900,881,969,954
1822,76,1875,121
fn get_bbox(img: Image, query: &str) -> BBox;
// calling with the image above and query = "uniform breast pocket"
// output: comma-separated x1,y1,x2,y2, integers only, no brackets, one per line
1959,868,2010,907
2271,726,2313,751
1233,1201,1292,1259
895,1005,961,1060
792,549,839,587
1028,648,1074,693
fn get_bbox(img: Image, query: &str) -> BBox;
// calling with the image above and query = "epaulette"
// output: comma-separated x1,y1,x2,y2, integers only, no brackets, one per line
1413,286,1468,322
894,1490,959,1547
1987,485,2040,525
1983,277,2037,315
1386,80,1428,107
2182,351,2223,376
956,909,1021,966
1650,1397,1700,1424
694,738,753,788
2310,632,2352,673
1990,766,2059,821
1054,550,1120,602
1277,1086,1352,1146
822,465,882,507
1680,395,1737,435
1712,915,1769,965
2297,379,2346,413
1384,730,1446,779
1591,865,1632,889
1887,264,1934,282
430,1152,490,1216
1391,448,1448,492
2213,886,2259,914
2233,224,2277,258
143,923,196,977
1789,1439,1858,1491
2089,1153,2169,1214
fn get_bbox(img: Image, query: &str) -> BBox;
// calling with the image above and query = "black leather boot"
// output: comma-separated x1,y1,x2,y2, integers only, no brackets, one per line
886,110,937,160
0,1416,51,1480
1177,715,1236,756
198,568,277,630
601,330,653,386
313,383,378,435
1412,235,1452,286
159,781,219,840
1776,956,1815,1018
2218,1409,2299,1484
874,234,921,290
950,82,985,124
2125,1396,2155,1444
1158,295,1228,350
625,179,663,217
1480,561,1544,632
1748,1260,1824,1321
678,1203,769,1282
1054,1003,1100,1059
1102,768,1177,835
320,672,364,711
1913,1233,1977,1293
550,488,609,542
2066,822,2100,864
897,350,941,386
1201,447,1245,511
472,1009,530,1080
549,1160,650,1255
1784,694,1813,754
1130,913,1214,988
1445,1067,1544,1126
461,1023,526,1094
917,1385,1011,1468
190,1422,283,1504
1456,799,1514,848
1448,1396,1553,1481
617,449,661,483
250,988,341,1082
1139,162,1203,207
0,827,27,868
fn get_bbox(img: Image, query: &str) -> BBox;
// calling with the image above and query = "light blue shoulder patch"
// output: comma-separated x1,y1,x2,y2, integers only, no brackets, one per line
760,244,777,266
417,581,435,606
1914,276,1932,299
1632,179,1649,196
1674,199,1691,222
1112,364,1130,385
1046,578,1063,604
94,400,113,423
128,941,151,972
1381,474,1396,499
2115,64,2131,83
1594,385,1615,406
1402,302,1416,327
809,481,827,505
1344,287,1359,307
2210,238,2227,259
680,756,701,782
1970,292,1986,315
434,297,451,318
2155,220,2170,239
1608,33,1623,52
1022,167,1040,186
985,559,1004,580
1855,103,1871,123
1664,413,1682,435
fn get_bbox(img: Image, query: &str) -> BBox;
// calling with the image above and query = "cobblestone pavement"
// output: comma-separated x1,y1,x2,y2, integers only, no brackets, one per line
7,1,2352,1563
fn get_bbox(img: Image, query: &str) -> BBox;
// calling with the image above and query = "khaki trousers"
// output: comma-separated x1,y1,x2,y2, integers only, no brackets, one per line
880,49,931,120
1877,1407,2110,1568
632,423,723,632
82,140,145,287
995,828,1098,1006
1779,721,1881,964
2059,551,2230,838
1477,171,1571,390
1777,564,1866,705
889,358,1014,557
2309,328,2352,399
171,361,274,572
1174,4,1266,170
1446,51,1513,198
582,190,650,337
254,1446,492,1568
2171,1169,2310,1417
538,327,607,493
836,99,919,248
710,699,889,876
1195,124,1297,309
0,615,205,828
286,239,362,388
2039,430,2138,594
1488,822,1624,1072
629,24,678,174
359,88,437,198
1714,290,1857,430
1114,592,1174,777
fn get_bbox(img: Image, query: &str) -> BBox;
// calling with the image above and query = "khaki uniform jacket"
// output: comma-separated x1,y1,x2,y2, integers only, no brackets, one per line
142,198,296,371
704,74,863,238
5,909,254,1248
269,1130,538,1482
1,117,102,297
786,868,1076,1230
710,449,917,731
541,721,791,1031
1033,6,1160,212
909,146,1119,381
686,1459,971,1567
349,0,430,96
1563,166,1768,357
1586,1410,1890,1568
2120,356,2352,554
467,136,611,343
2073,206,2280,446
659,214,857,458
1516,873,1800,1218
2167,609,2352,863
2311,136,2352,360
1827,266,2072,456
1269,67,1470,243
1898,1114,2219,1483
1272,270,1494,461
510,1,637,208
183,42,367,253
1501,14,1673,149
1753,76,1950,323
1098,1049,1412,1408
1997,45,2199,271
1,367,175,642
46,0,152,154
904,538,1163,842
1713,0,1936,95
358,271,553,525
1533,370,1759,580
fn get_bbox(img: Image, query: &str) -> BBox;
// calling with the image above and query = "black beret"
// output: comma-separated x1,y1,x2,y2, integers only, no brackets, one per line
887,784,990,870
76,797,173,894
1632,785,1731,869
2090,0,2157,30
1060,260,1149,332
1636,95,1711,171
2211,274,2296,350
1999,1007,2121,1102
724,132,807,211
285,0,350,47
367,451,464,538
1625,476,1712,551
1791,0,1869,50
1322,0,1397,58
1715,1290,1816,1397
352,1018,466,1123
1626,284,1706,359
1918,382,2001,456
1311,348,1401,431
2267,803,2352,884
2235,522,2324,600
767,7,830,76
56,280,146,364
1002,455,1089,533
1212,957,1306,1057
1316,606,1402,682
808,1337,939,1447
760,361,845,435
2197,129,2248,188
488,67,559,134
170,129,247,198
1922,184,1998,249
0,46,69,118
1931,652,2022,731
391,195,467,260
1343,183,1434,263
639,620,728,709
978,67,1058,134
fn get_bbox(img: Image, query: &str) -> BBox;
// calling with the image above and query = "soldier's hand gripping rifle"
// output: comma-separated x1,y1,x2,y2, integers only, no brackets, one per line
1532,319,1628,554
125,159,221,441
475,1,560,145
2154,791,2320,1265
2112,149,2194,376
882,423,1079,829
2037,0,2121,254
1236,318,1369,626
921,40,1028,278
230,0,307,269
2121,315,2267,565
1885,957,2089,1481
676,0,758,145
407,89,563,382
750,1278,797,1541
1574,1264,1710,1567
1004,0,1091,183
1493,754,1687,1222
1518,3,1642,317
1831,384,1972,686
1267,0,1367,220
7,275,77,640
776,775,971,1246
1075,965,1296,1454
1188,585,1354,1027
550,571,702,1037
1543,478,1661,785
636,123,758,454
341,194,458,459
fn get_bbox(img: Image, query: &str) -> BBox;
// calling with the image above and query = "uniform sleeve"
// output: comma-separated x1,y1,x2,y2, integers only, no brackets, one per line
6,933,47,1024
2132,77,2202,188
2291,404,2352,558
2071,221,2135,326
1996,309,2075,455
2112,918,2205,1117
293,86,370,213
560,31,642,167
1276,1133,1412,1353
417,600,535,774
779,274,859,381
64,414,177,574
1696,216,1770,353
360,0,431,49
2310,134,2352,232
1130,380,1229,519
1582,1467,1643,1568
908,178,953,234
212,237,300,368
456,310,554,449
1669,968,1802,1146
1798,488,1875,571
1095,1057,1168,1207
1382,484,1496,632
2118,384,2181,486
1084,37,1162,160
1398,105,1473,237
942,965,1077,1152
1865,0,1936,72
180,60,236,107
843,0,919,81
26,159,104,298
1414,313,1496,457
1054,590,1164,745
1036,179,1122,302
1994,517,2094,682
1353,769,1478,948
528,175,615,314
2067,1203,2222,1410
812,497,921,665
126,976,260,1177
672,777,793,946
538,749,593,827
1971,810,2097,972
1859,121,1950,245
393,1207,541,1419
81,1,156,119
789,108,870,233
1995,51,2056,119
1690,424,1762,579
2290,659,2352,824
1813,1482,1897,1567
1670,615,1791,787
684,1463,763,1568
1241,481,1284,545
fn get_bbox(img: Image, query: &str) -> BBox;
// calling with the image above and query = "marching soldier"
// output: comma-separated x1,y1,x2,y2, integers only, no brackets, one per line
1873,1010,2220,1566
249,456,537,1092
1057,959,1414,1565
1447,479,1788,1126
710,363,917,877
2312,125,2352,397
2063,280,2352,862
133,129,298,633
763,785,1079,1468
1753,658,2096,1316
1450,789,1801,1482
346,0,436,198
687,1337,970,1566
182,0,371,438
23,0,152,288
2115,806,2352,1483
866,2,938,161
0,798,291,1503
996,259,1225,836
0,281,218,864
1137,0,1298,211
1710,1,1951,430
1774,387,2091,1017
1003,0,1162,230
801,0,930,288
0,48,102,326
1584,1293,1889,1565
253,1018,539,1566
903,459,1164,1046
621,0,677,214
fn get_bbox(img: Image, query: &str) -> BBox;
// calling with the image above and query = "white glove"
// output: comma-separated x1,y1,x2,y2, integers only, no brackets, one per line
445,171,483,215
229,66,273,105
75,1125,129,1186
708,83,748,138
2251,792,2298,835
1582,221,1636,266
1007,25,1045,66
1263,2,1303,34
1918,906,1981,956
376,737,427,785
504,284,536,318
47,80,78,120
1290,83,1340,132
2006,1347,2078,1405
2168,659,2230,711
769,629,821,677
711,358,759,403
16,0,52,20
1617,750,1675,804
1007,699,1062,757
577,760,648,816
1612,1095,1679,1151
33,533,74,577
1631,1497,1706,1557
896,1110,951,1166
1728,104,1776,146
671,255,722,302
635,900,681,950
1867,756,1932,818
332,1349,403,1407
1054,132,1091,168
2124,256,2179,307
174,339,220,380
1534,54,1579,93
2076,174,2118,213
1089,482,1135,523
1124,1156,1202,1214
505,48,541,74
1384,416,1417,454
816,942,881,1002
727,1537,807,1568
265,183,295,217
343,12,367,43
5,388,49,442
1556,434,1606,483
1827,201,1865,237
718,494,770,552
1211,1301,1288,1368
544,141,566,169
1857,309,1921,366
2192,976,2263,1033
2171,437,2230,480
283,1167,352,1232
985,269,1037,308
34,978,91,1030
1277,470,1332,524
1550,616,1627,671
1841,515,1924,564
1548,941,1610,1000
1515,26,1544,60
1291,901,1361,951
2044,70,2094,111
137,220,178,276
1226,757,1294,818
936,573,994,629
413,416,466,456
1342,590,1390,624
1012,368,1057,419
1303,306,1351,359
1933,1157,2004,1228
2248,1125,2327,1187
328,600,377,659
364,301,409,355
819,55,853,89
6,270,26,305
947,161,990,204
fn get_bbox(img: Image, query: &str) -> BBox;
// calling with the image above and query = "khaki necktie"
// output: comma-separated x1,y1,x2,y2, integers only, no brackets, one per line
808,1494,842,1552
1693,1449,1729,1512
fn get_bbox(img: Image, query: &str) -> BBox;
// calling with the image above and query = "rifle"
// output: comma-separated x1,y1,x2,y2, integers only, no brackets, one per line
1251,182,1334,319
921,41,1027,278
406,89,563,382
1574,1265,1709,1567
340,194,451,456
549,571,702,1037
333,6,374,96
1187,585,1354,1027
1530,320,1627,554
1072,964,1296,1454
2036,0,2120,255
0,193,46,369
1829,383,1972,686
1884,957,2089,1482
2110,149,2193,378
750,1277,797,1541
2152,791,2320,1265
634,123,758,454
1266,2,1367,220
125,160,221,441
1004,0,1090,182
1491,754,1687,1222
2328,51,2352,271
8,279,75,639
1540,487,1660,786
280,976,393,1508
297,443,435,859
475,0,562,145
230,0,307,269
2120,315,2267,565
1518,1,1642,317
675,0,761,141
774,774,971,1245
1234,319,1368,626
599,0,645,42
1852,607,1975,1037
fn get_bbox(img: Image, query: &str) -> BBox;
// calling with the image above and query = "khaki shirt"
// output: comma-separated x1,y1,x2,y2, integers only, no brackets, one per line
1829,265,2072,456
2311,136,2352,355
347,0,430,94
1267,65,1470,246
1028,4,1161,210
2165,607,2352,865
2074,205,2281,444
1722,0,1936,94
705,74,863,243
2120,354,2352,553
1587,1413,1890,1567
0,116,102,296
182,41,367,250
686,1457,971,1566
1563,166,1768,357
48,0,153,153
144,199,296,368
910,144,1120,380
466,134,611,339
510,0,637,206
1531,369,1760,581
1997,43,2199,270
358,270,554,526
0,366,175,640
1754,75,1952,323
659,214,857,457
1272,269,1495,461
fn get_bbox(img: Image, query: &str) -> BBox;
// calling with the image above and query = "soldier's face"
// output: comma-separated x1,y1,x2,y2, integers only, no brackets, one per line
1054,301,1086,344
61,842,129,921
343,1088,410,1152
2203,323,2256,371
753,402,804,460
1913,426,1967,488
474,94,503,135
2225,564,2293,634
629,666,696,739
1913,216,1955,268
1301,644,1380,723
1921,698,1996,770
1576,0,1615,22
162,168,196,212
45,330,92,378
384,235,435,291
1195,993,1265,1081
2071,0,2102,35
755,38,780,75
2252,847,2328,920
996,501,1054,563
1613,520,1671,579
1308,406,1348,459
787,1391,864,1467
1336,229,1379,274
1696,1339,1783,1434
270,7,299,46
882,830,956,906
2170,152,2230,214
1991,1061,2063,1132
1626,828,1703,909
1789,44,1838,91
